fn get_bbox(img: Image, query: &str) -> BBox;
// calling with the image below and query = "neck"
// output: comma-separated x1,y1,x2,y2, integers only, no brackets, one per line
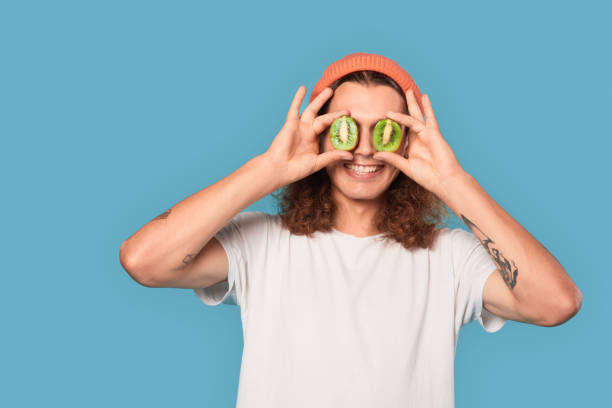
331,187,383,237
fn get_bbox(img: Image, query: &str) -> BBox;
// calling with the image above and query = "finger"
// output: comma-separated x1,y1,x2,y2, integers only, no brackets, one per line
313,150,353,172
406,89,425,122
372,151,407,172
385,111,426,133
400,133,412,157
286,85,306,122
312,109,350,135
421,94,439,129
301,87,333,123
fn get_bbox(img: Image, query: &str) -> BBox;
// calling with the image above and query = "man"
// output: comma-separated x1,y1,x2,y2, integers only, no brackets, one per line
119,52,582,407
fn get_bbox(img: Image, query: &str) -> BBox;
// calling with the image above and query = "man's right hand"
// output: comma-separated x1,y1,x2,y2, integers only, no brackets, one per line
264,86,354,190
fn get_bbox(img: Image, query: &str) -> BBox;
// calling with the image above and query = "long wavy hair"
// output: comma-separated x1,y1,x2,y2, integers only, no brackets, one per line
272,70,450,250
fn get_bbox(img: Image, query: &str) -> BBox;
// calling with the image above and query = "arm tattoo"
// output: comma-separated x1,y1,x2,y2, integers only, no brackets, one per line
182,253,196,265
460,214,518,290
152,208,195,267
153,208,172,220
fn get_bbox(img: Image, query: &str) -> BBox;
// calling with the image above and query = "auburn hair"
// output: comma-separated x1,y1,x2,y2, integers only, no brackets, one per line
271,70,450,250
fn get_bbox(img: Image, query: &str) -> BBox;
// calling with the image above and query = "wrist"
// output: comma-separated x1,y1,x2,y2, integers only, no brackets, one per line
244,153,285,194
438,170,475,204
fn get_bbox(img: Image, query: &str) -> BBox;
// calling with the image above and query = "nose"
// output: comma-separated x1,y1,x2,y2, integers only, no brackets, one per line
353,125,408,157
353,126,375,156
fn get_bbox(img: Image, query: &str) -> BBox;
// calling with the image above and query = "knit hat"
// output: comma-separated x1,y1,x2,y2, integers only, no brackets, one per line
309,52,424,112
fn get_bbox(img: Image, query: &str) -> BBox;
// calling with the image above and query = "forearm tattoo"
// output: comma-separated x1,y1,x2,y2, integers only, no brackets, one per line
182,253,196,265
153,208,172,220
461,215,518,290
152,208,195,266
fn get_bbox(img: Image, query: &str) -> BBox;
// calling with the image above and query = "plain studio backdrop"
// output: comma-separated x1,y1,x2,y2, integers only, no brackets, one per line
1,0,609,407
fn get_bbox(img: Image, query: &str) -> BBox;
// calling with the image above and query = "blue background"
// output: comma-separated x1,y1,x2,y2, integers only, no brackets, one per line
2,0,610,406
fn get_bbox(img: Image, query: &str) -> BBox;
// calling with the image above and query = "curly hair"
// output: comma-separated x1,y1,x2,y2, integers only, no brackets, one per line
272,70,451,250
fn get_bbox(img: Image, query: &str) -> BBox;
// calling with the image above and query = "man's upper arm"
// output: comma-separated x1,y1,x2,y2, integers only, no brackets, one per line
157,237,230,289
482,269,534,324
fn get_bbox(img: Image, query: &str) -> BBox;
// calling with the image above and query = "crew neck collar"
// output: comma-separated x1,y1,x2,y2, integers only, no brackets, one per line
331,227,385,239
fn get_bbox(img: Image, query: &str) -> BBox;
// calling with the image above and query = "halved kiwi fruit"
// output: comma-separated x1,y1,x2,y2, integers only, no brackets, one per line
373,119,402,152
329,115,358,150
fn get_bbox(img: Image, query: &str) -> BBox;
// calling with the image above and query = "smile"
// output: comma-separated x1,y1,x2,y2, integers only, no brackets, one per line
343,163,385,178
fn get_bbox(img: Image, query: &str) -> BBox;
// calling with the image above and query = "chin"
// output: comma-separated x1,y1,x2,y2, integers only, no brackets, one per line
331,176,390,201
326,163,397,201
342,189,385,201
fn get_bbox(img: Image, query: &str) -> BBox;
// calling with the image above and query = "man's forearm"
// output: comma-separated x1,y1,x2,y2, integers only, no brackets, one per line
439,171,582,321
120,153,279,279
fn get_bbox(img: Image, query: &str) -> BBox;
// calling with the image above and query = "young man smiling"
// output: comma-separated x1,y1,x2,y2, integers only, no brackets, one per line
119,52,582,408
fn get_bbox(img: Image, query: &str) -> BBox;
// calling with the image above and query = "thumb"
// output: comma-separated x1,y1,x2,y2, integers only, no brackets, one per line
314,150,353,172
373,152,406,171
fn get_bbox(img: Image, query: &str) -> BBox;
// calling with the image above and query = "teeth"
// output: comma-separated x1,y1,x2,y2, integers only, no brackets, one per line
344,164,382,173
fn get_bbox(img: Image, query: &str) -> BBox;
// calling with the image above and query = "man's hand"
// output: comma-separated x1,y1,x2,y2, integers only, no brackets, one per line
372,89,465,202
264,86,354,191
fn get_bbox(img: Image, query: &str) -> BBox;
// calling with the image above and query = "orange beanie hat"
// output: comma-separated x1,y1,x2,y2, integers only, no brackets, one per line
309,52,424,112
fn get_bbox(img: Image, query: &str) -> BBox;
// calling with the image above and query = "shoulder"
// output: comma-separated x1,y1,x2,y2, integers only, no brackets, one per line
430,227,454,248
221,211,272,237
231,210,270,225
435,227,478,245
449,227,481,250
228,211,291,233
429,227,482,258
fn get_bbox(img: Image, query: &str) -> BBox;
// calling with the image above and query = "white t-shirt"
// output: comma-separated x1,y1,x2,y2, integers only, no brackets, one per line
194,211,507,408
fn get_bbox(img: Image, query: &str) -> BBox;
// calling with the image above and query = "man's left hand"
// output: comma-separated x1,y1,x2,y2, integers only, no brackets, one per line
373,89,466,202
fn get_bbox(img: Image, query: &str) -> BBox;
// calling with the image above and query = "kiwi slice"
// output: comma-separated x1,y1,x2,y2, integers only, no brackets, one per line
329,115,358,150
373,119,402,152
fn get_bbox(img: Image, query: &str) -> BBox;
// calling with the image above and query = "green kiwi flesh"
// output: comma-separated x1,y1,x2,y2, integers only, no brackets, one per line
329,115,358,150
373,119,402,152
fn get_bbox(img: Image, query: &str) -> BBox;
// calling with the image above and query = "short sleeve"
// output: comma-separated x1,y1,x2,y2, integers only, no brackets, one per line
451,228,507,333
193,211,269,308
